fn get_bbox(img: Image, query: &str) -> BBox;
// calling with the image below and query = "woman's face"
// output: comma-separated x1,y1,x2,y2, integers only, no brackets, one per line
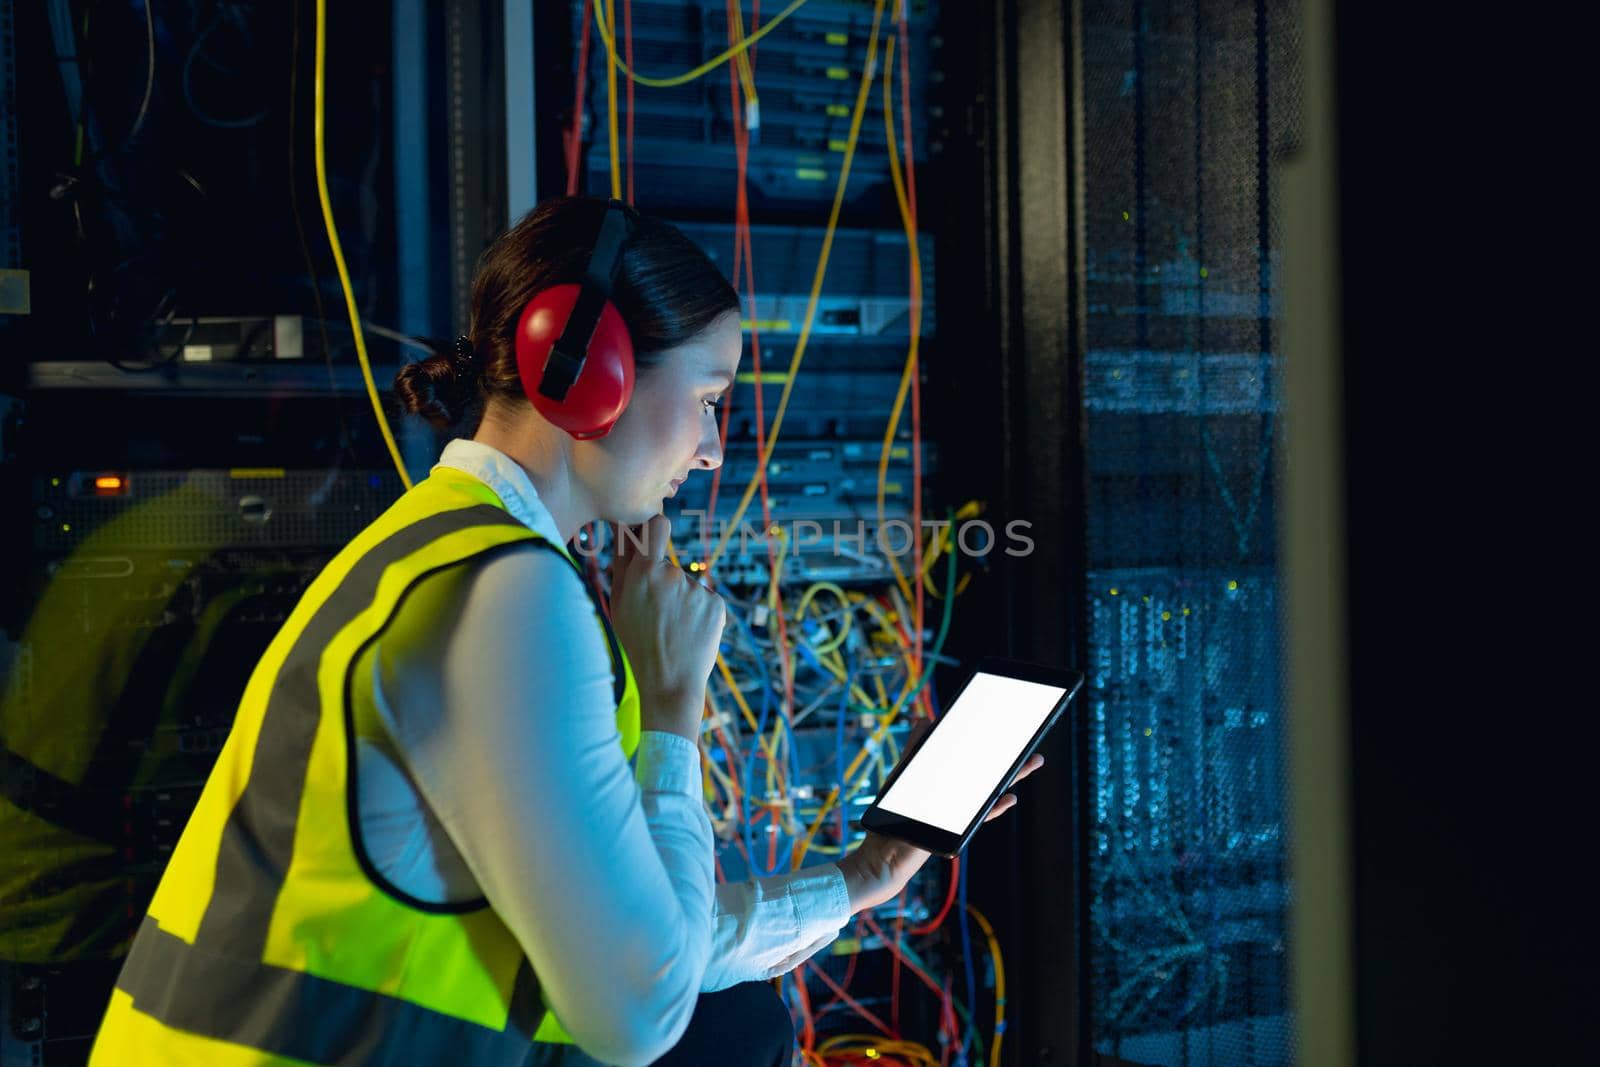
586,310,742,526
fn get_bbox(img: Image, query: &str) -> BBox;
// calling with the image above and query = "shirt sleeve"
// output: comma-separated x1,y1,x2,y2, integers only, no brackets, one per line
700,864,854,991
376,544,715,1067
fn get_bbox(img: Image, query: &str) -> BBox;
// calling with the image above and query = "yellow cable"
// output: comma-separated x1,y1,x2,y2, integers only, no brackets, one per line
597,0,946,891
908,495,979,598
727,0,759,116
314,0,411,489
704,746,739,799
713,643,798,809
593,0,810,88
816,1035,939,1067
790,695,906,866
967,903,1007,1067
803,644,845,685
917,503,979,599
855,600,927,720
762,572,800,805
764,525,790,614
874,30,922,610
793,581,853,654
857,597,914,664
715,653,782,767
877,11,979,608
703,0,890,573
698,690,744,800
869,672,890,712
817,643,879,709
888,582,953,671
805,642,877,709
701,743,740,806
605,0,621,199
781,602,925,832
605,0,935,894
918,523,963,599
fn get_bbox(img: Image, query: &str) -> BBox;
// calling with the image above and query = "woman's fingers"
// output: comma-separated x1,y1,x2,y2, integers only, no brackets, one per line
645,514,669,563
1010,753,1045,785
983,794,1018,822
978,755,1046,824
613,522,641,577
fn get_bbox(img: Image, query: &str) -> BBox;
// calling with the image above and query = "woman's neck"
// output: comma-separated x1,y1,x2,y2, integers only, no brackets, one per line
471,416,594,546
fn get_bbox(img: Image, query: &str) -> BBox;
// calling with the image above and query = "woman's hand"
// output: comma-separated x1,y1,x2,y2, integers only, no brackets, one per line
607,514,728,741
837,722,1046,914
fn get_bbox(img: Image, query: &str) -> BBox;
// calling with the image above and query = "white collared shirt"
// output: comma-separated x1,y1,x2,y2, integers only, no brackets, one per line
351,437,851,1063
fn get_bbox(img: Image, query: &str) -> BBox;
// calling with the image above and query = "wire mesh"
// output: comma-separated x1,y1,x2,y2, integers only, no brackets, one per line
1080,1,1301,1064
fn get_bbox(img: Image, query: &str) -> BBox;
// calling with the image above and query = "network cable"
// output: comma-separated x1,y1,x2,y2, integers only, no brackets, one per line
592,0,813,88
314,0,412,488
588,4,985,1062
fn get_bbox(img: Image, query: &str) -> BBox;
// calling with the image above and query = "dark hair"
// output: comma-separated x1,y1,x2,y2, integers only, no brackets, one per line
395,195,740,432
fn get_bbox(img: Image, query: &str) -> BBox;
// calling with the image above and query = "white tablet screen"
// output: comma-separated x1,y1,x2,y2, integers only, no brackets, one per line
875,672,1068,834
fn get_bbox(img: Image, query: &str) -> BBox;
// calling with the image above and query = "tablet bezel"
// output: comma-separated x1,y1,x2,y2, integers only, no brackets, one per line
859,656,1085,858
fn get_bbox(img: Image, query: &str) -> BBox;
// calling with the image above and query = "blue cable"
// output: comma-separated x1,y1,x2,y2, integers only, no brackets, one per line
729,598,813,875
769,704,803,872
834,656,851,851
771,648,806,870
729,602,776,876
738,693,774,874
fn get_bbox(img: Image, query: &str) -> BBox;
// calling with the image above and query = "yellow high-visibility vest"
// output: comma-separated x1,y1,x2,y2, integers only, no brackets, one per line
88,465,640,1065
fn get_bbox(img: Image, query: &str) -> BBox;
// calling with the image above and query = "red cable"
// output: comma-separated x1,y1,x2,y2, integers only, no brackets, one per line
792,957,817,1050
902,2,928,675
566,0,592,195
715,0,801,825
891,889,904,1030
904,45,925,706
890,0,926,717
816,933,861,1018
805,959,897,1039
884,600,935,719
906,856,958,935
737,8,955,1056
566,2,595,598
898,4,918,222
859,913,961,1050
889,23,935,1032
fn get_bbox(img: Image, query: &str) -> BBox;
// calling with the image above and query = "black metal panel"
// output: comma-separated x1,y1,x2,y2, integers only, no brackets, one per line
444,0,509,331
1073,1,1299,1063
965,0,1095,1063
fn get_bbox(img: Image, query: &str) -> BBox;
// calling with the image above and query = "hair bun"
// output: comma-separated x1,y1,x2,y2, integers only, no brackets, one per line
394,338,479,430
449,335,479,382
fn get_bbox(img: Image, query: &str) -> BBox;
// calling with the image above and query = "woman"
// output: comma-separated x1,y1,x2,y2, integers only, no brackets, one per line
89,195,1039,1066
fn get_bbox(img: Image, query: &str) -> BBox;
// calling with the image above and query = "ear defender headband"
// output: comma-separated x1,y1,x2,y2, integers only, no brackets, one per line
513,199,636,440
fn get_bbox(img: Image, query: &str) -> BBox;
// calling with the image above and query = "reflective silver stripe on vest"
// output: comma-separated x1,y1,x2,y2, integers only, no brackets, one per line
117,915,548,1066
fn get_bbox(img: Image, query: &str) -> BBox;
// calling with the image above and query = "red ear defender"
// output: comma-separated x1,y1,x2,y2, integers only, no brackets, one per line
514,285,634,439
512,199,636,440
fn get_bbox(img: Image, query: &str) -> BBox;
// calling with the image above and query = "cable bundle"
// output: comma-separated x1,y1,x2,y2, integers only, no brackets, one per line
579,4,1002,1061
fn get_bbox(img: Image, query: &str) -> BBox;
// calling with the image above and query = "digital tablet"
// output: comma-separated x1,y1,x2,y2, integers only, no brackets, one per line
860,657,1085,858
